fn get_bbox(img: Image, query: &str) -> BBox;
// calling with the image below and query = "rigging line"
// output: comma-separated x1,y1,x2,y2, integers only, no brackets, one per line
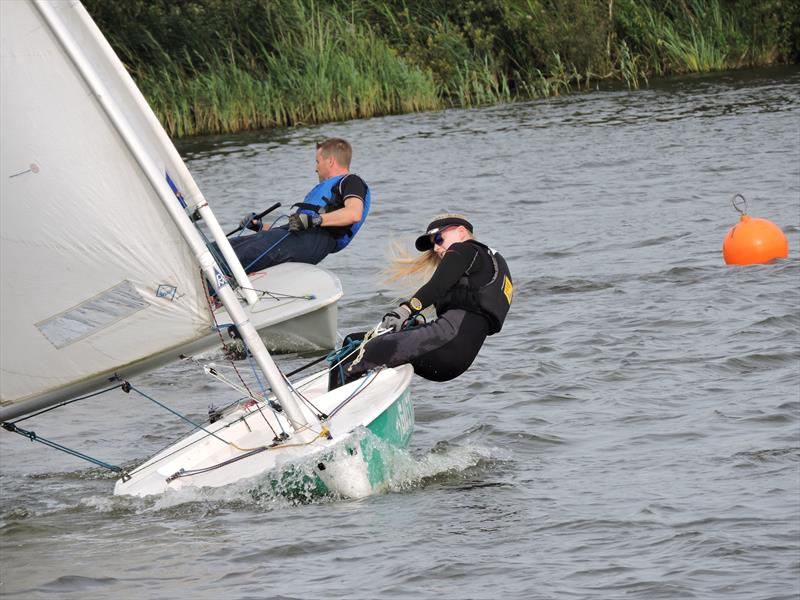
286,352,330,377
194,358,286,440
8,383,125,424
206,348,321,431
123,406,268,478
252,289,315,302
245,350,290,436
194,359,263,401
202,366,271,409
243,230,290,273
196,360,282,439
200,270,254,397
272,341,363,403
244,348,269,395
327,371,380,419
128,384,236,447
166,445,272,480
187,350,286,438
123,387,302,480
216,422,330,454
1,422,125,475
166,425,333,481
251,401,280,438
282,370,324,418
219,283,315,302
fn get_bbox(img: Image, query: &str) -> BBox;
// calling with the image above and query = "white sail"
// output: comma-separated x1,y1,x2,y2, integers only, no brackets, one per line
0,0,214,418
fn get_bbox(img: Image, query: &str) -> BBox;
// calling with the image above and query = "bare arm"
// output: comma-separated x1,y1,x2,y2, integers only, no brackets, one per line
319,196,363,227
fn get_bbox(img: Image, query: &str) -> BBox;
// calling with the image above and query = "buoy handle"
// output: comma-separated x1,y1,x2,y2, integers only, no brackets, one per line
731,193,748,216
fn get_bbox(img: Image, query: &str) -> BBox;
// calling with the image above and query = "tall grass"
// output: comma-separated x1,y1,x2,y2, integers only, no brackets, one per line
630,0,736,72
106,0,440,136
83,0,799,137
613,0,792,75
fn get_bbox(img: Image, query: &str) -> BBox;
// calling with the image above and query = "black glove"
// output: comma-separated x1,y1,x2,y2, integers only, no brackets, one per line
240,211,262,232
380,304,413,333
288,213,322,232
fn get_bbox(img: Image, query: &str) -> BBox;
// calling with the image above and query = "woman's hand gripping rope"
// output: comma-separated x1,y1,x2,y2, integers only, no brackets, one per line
348,305,427,373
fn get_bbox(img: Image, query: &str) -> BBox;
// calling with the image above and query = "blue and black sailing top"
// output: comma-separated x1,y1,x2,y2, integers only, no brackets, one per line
294,174,370,252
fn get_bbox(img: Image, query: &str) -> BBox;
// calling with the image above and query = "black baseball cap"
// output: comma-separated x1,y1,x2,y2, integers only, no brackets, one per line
414,216,474,251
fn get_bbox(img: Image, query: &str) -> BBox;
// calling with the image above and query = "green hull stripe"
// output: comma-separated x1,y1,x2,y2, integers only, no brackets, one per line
281,389,414,497
363,389,414,486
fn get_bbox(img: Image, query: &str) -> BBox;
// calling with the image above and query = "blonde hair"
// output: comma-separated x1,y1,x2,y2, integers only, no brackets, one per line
383,241,440,287
383,213,474,289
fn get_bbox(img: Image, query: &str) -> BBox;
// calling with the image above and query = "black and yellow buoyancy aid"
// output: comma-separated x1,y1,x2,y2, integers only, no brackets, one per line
437,240,512,335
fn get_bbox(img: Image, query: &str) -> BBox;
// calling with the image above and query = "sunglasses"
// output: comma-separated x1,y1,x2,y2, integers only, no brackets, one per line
430,226,455,247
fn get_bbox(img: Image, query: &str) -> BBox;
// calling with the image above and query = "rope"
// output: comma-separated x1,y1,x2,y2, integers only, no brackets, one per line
165,424,332,482
348,326,390,370
2,421,128,478
122,381,311,479
123,410,269,479
244,350,269,396
325,337,364,390
1,384,132,477
193,360,281,439
327,370,379,418
200,270,256,398
0,308,392,486
247,288,316,302
127,384,239,448
240,215,291,273
287,353,330,378
150,339,386,482
242,349,289,437
282,370,325,419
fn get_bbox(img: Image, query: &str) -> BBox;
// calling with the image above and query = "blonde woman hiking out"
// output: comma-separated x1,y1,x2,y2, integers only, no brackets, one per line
335,214,512,386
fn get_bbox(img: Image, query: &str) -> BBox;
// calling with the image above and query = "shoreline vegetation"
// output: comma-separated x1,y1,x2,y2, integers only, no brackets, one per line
84,0,799,138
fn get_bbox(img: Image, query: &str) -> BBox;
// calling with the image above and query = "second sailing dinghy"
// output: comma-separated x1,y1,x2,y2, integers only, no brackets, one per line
1,0,413,498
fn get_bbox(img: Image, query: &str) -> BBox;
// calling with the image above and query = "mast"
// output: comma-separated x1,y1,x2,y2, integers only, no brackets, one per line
31,0,310,430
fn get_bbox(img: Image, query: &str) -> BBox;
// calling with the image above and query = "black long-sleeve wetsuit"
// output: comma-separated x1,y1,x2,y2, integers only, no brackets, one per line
347,241,494,382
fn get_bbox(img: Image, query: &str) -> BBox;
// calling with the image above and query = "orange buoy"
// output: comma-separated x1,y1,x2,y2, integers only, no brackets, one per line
722,195,788,265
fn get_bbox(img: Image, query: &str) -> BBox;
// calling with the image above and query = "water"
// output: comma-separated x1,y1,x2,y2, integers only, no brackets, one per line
2,67,799,599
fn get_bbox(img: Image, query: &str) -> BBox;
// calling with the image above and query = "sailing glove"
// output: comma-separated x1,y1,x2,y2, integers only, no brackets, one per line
288,213,322,232
241,211,262,232
380,303,413,333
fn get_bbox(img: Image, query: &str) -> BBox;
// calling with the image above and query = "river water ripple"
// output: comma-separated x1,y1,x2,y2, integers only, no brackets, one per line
1,66,799,599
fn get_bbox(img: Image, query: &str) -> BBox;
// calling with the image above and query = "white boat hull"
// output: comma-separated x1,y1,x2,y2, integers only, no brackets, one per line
114,364,414,498
207,262,342,353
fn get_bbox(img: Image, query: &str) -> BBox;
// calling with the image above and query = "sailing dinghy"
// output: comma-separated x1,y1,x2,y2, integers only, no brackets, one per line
1,0,413,498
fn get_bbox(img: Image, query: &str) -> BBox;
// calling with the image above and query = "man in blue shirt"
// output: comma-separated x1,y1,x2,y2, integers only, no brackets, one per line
229,138,370,273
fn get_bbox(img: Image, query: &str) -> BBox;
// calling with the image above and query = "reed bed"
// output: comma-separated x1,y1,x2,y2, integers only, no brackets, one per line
84,0,799,137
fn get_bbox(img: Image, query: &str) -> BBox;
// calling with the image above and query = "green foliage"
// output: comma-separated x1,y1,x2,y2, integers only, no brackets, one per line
614,0,800,74
82,0,799,137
